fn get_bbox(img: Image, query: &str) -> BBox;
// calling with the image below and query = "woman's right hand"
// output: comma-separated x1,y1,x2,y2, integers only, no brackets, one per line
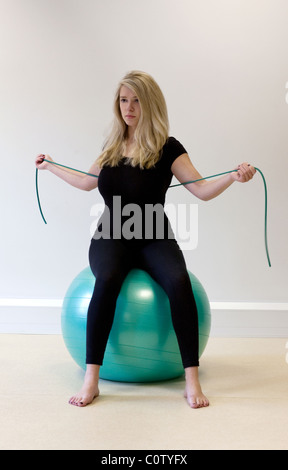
35,154,54,170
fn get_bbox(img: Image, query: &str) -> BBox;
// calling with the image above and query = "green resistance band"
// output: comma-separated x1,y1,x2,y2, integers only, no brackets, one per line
35,159,271,267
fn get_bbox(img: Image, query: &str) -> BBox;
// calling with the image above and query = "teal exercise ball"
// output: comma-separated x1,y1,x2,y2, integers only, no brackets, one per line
61,267,211,383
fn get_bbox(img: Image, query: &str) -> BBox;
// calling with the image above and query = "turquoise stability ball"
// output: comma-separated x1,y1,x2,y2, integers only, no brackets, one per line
61,267,211,383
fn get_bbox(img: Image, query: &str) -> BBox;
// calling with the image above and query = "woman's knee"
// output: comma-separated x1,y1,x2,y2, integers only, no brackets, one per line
164,270,192,297
96,267,126,286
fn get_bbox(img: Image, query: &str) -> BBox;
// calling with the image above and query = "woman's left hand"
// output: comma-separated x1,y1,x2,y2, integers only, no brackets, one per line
232,163,256,183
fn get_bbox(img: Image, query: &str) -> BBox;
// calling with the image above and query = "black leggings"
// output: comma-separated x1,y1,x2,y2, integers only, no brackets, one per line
86,238,199,369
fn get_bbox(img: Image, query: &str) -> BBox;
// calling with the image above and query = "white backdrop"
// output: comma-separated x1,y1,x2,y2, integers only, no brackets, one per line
0,0,287,333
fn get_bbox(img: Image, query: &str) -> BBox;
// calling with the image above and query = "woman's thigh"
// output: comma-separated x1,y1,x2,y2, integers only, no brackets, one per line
138,239,189,290
89,238,133,281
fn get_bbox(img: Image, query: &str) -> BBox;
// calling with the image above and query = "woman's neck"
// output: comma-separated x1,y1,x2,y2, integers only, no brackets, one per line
125,127,136,143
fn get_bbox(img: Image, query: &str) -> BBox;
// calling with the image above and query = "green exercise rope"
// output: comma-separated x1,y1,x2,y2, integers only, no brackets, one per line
35,159,271,267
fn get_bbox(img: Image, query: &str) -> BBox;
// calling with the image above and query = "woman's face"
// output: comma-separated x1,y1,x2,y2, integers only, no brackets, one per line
119,86,141,131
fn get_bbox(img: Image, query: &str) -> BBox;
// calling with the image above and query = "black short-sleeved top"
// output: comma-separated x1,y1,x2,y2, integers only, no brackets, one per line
94,137,187,241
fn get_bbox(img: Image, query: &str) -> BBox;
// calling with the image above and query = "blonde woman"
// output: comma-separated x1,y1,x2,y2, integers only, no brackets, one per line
36,71,256,408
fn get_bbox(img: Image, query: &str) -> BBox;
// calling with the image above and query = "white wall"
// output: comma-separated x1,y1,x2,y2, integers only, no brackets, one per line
0,0,288,334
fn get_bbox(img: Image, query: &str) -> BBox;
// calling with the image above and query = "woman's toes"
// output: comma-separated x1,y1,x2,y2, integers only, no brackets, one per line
186,394,209,409
69,395,82,406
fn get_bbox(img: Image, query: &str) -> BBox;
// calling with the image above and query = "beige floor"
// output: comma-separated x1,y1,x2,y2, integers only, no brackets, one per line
0,334,287,450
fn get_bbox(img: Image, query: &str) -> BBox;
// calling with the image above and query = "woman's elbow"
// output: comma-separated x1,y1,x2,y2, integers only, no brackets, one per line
188,187,210,202
84,184,98,192
82,177,98,192
199,193,214,202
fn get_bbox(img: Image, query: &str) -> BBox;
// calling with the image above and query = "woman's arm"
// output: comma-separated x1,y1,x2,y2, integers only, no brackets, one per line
171,154,256,201
35,154,100,191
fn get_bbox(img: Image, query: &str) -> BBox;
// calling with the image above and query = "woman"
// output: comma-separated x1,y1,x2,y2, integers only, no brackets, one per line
35,71,256,409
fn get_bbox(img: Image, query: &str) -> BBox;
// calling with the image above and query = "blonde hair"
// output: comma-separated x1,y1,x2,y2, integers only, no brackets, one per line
97,71,169,169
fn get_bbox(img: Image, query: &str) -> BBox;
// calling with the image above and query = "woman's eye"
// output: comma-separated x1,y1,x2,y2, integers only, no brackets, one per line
120,98,139,104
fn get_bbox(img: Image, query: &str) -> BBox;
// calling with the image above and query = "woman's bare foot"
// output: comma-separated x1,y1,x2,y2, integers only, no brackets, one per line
69,364,100,407
184,366,209,409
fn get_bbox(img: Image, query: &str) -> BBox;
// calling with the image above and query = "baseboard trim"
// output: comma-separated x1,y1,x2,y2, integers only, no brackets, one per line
0,300,288,337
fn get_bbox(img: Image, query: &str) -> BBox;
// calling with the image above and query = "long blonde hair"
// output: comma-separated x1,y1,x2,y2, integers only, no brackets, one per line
97,71,169,169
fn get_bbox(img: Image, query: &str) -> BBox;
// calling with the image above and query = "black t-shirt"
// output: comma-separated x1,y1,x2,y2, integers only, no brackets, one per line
94,137,187,241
